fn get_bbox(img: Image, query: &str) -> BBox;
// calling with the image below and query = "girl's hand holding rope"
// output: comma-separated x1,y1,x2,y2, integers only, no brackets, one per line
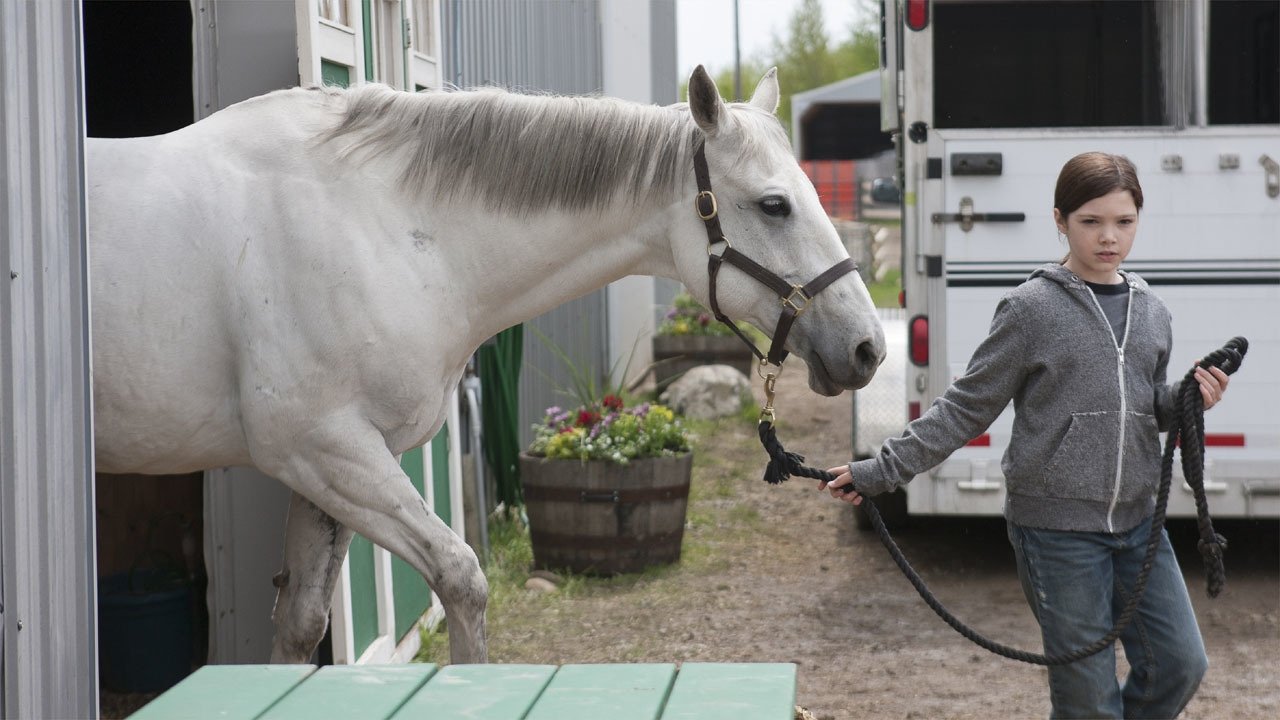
1195,363,1229,410
817,361,1228,505
820,465,863,504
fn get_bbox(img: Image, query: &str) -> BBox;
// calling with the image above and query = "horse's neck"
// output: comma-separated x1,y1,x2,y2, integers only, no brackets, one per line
431,194,683,348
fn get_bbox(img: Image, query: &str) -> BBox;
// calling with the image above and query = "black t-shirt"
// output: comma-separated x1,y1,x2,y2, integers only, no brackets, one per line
1086,279,1130,343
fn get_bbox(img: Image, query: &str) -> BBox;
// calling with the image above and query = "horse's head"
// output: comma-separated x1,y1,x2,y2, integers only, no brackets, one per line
672,66,885,395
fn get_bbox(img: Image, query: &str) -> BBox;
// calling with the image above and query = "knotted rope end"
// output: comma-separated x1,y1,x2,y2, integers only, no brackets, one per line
1197,533,1228,598
758,420,806,485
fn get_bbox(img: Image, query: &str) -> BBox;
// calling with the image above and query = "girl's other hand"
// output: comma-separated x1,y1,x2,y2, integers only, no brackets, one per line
1194,363,1230,410
821,465,863,505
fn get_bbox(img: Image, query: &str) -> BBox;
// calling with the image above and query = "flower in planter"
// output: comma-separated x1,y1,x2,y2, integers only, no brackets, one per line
657,292,735,337
529,398,690,465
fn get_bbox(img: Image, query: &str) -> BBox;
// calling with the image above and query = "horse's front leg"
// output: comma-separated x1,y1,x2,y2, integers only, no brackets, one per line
270,491,353,663
258,416,488,664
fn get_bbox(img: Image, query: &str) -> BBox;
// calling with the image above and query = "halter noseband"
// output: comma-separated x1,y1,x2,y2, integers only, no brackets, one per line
692,142,857,415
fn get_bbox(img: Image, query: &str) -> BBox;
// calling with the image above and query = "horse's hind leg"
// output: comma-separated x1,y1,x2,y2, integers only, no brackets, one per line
260,418,488,664
270,491,353,663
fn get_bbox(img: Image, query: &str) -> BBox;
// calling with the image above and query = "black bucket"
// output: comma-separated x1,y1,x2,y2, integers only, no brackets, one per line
98,570,193,692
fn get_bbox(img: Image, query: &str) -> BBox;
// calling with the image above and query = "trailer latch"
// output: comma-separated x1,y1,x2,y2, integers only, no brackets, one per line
1261,154,1279,198
950,152,1002,176
931,196,1026,232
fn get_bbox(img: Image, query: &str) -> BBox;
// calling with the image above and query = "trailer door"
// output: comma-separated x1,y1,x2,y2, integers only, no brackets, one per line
932,129,1280,518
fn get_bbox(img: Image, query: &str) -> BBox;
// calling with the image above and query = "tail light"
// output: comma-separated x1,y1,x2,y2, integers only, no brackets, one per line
909,315,928,366
908,402,922,421
905,0,929,31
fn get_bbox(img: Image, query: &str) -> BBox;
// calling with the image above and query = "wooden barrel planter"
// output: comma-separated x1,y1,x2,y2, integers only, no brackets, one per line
518,452,693,576
652,335,754,388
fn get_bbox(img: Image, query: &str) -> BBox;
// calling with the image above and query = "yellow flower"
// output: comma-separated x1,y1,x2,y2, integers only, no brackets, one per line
647,405,675,423
545,427,585,458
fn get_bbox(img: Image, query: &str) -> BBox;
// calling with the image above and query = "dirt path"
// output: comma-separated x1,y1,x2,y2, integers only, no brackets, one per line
477,360,1280,719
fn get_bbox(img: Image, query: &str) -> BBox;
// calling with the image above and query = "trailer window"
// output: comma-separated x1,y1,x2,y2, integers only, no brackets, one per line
933,1,1164,129
1209,0,1280,125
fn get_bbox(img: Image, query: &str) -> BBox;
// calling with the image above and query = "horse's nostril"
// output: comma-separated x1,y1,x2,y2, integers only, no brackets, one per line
855,341,879,372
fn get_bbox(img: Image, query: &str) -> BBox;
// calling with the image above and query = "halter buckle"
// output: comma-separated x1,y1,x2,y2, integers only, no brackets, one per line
695,190,719,220
782,285,811,315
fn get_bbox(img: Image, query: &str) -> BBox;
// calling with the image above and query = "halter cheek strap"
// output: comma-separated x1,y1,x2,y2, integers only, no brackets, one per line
693,143,857,369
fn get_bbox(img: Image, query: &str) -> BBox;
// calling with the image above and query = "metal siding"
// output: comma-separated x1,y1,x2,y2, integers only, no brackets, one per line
442,0,602,93
211,0,299,109
649,0,677,105
0,0,97,717
440,1,608,447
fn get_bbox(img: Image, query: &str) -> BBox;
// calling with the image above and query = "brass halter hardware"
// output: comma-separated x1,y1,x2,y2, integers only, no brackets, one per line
695,190,719,220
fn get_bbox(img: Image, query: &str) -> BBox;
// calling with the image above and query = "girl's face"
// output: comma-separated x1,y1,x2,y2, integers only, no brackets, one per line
1054,189,1138,284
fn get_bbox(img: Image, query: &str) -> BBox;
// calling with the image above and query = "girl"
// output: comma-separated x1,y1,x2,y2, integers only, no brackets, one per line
822,152,1229,718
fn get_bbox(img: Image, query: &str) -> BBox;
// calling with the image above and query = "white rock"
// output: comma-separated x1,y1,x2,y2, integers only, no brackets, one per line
524,577,559,593
659,364,752,420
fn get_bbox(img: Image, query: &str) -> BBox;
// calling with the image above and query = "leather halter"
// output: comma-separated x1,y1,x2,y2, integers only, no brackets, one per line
693,142,858,373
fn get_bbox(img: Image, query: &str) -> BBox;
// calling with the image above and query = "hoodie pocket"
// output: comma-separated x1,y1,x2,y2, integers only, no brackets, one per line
1039,412,1122,503
1118,412,1162,502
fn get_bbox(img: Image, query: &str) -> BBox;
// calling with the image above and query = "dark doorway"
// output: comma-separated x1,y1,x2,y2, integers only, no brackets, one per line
83,0,193,137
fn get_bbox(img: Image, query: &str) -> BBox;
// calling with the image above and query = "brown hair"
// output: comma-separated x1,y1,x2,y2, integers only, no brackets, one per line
1054,152,1143,264
1054,151,1144,219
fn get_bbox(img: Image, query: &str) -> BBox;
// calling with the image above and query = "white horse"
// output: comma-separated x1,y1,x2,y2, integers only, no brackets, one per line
86,67,885,664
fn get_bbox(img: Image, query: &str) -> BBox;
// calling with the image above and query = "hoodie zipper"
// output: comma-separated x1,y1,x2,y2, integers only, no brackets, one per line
1080,276,1135,533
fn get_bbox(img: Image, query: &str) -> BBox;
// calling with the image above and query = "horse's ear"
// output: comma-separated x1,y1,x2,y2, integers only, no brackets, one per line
749,67,780,115
688,65,725,136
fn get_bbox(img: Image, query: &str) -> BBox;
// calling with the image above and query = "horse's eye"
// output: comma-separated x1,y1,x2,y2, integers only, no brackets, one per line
759,196,791,217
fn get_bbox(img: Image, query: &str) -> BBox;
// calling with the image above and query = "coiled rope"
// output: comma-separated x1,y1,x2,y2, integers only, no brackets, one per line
758,337,1247,665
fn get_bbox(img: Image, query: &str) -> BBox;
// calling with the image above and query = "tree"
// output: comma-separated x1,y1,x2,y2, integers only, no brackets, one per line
682,0,881,136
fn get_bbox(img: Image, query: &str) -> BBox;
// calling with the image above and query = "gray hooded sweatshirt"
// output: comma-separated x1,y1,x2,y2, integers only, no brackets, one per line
849,263,1181,534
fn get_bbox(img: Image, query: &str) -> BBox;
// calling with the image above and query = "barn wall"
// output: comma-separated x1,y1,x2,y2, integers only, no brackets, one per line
0,0,97,717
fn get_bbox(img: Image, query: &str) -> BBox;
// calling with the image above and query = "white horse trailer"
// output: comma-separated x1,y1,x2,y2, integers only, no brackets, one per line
875,0,1280,521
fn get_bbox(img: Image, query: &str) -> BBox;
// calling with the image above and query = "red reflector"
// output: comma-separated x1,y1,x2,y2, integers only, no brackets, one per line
966,433,991,447
906,0,929,30
909,315,928,366
1205,433,1246,447
908,402,921,421
1175,433,1246,448
898,289,906,308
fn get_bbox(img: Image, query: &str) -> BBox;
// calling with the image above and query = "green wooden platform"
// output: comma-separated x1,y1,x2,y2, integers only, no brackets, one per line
127,662,796,720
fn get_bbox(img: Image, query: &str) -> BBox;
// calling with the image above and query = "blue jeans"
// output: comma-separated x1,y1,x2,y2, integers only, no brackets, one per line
1007,516,1208,719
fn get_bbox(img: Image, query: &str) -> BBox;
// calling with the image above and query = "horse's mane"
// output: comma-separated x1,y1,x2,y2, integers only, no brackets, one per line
315,83,783,215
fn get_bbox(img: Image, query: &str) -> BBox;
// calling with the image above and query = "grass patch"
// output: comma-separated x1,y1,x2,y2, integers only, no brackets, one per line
866,267,902,309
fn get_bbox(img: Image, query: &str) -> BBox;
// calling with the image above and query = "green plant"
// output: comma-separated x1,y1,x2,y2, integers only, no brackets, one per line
657,293,734,337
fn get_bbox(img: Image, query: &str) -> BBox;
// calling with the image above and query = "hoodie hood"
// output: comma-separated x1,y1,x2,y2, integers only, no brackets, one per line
1028,262,1151,293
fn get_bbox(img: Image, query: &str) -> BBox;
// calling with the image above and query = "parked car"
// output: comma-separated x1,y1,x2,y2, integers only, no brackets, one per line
870,176,900,204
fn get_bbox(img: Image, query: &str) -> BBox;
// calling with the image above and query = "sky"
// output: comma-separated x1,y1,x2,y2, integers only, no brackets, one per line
675,0,867,84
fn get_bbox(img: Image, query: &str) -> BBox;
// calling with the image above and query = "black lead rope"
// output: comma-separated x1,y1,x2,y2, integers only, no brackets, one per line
758,337,1248,666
